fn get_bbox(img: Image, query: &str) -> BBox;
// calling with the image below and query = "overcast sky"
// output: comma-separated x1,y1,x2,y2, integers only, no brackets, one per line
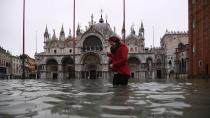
0,0,188,57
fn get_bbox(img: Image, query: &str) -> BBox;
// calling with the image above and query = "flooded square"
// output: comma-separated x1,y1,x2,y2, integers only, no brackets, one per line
0,78,210,118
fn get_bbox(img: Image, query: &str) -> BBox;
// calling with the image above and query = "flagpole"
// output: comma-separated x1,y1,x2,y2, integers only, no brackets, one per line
73,0,76,77
153,26,154,48
36,31,37,53
22,0,26,79
123,0,126,43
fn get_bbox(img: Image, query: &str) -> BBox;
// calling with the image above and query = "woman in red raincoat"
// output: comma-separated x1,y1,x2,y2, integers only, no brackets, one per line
107,36,131,86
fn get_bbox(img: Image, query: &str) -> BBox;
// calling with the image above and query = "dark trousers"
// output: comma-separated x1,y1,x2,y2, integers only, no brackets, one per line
113,74,129,86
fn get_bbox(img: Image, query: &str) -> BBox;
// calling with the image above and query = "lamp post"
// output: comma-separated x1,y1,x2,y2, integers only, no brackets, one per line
22,0,26,79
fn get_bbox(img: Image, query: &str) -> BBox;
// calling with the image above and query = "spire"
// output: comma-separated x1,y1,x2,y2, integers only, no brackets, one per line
99,9,104,23
91,14,94,25
59,24,65,40
131,25,135,34
99,14,104,23
141,21,144,29
76,24,81,36
67,28,72,39
52,29,57,39
106,15,108,24
60,24,65,35
139,21,144,37
44,25,49,38
69,28,71,36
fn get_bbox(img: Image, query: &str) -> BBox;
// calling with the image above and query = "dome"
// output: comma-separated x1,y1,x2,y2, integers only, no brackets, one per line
126,33,139,41
94,15,114,37
94,22,113,37
126,31,143,46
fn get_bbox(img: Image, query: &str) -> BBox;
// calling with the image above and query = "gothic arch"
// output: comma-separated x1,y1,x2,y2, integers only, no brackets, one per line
62,56,74,79
146,57,153,71
61,56,74,65
80,52,101,79
128,56,141,64
81,52,101,65
46,58,58,79
146,57,153,63
82,35,103,51
156,59,162,66
46,58,58,66
128,56,141,78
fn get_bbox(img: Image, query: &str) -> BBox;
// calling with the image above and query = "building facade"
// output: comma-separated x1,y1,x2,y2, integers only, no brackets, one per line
160,30,188,78
152,47,166,79
24,55,36,78
189,0,210,78
175,43,189,78
10,55,22,78
35,15,160,79
0,47,22,79
0,47,11,78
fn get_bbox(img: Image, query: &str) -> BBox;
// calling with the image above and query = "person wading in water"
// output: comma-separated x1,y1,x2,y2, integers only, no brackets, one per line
107,36,131,86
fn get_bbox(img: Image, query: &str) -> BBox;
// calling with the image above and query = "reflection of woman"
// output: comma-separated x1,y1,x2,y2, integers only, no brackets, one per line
110,87,130,105
107,36,131,86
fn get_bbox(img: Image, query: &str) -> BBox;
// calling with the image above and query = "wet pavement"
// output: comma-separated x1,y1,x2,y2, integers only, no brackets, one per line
0,78,210,118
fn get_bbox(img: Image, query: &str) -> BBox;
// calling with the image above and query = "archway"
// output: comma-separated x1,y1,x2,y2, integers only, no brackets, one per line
146,57,153,78
62,57,74,79
46,58,58,79
128,57,141,78
146,57,153,71
156,59,162,79
82,52,101,79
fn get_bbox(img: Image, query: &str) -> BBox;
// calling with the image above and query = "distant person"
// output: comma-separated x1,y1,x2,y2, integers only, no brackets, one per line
107,36,131,86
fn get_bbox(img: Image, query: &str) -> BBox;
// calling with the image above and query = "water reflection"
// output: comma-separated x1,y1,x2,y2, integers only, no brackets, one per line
0,79,210,118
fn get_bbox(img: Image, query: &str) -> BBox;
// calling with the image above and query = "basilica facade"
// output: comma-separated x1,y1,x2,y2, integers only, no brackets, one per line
35,15,159,79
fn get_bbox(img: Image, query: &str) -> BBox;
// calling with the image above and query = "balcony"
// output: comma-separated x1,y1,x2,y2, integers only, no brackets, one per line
81,46,103,52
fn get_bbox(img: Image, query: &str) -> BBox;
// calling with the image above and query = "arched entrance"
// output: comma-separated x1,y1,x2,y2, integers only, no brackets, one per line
146,57,153,78
46,59,58,79
62,57,74,79
82,52,101,79
156,59,162,79
128,57,140,78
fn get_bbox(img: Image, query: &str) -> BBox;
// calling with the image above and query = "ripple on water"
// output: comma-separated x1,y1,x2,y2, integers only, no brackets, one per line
0,79,209,118
101,114,137,118
147,95,185,100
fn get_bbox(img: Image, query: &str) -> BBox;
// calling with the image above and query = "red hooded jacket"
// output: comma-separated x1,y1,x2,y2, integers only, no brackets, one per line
108,43,131,76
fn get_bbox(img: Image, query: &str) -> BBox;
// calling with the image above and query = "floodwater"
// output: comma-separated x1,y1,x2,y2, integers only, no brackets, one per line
0,78,210,118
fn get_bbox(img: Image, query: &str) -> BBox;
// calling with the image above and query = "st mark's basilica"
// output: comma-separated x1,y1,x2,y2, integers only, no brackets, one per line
35,14,164,79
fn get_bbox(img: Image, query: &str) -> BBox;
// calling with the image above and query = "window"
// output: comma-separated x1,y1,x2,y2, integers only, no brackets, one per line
69,49,72,53
193,45,195,53
199,60,202,67
193,19,196,29
130,47,133,52
169,60,172,65
54,50,57,54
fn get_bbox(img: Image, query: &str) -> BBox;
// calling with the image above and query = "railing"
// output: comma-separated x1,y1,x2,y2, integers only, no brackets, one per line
81,46,103,52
